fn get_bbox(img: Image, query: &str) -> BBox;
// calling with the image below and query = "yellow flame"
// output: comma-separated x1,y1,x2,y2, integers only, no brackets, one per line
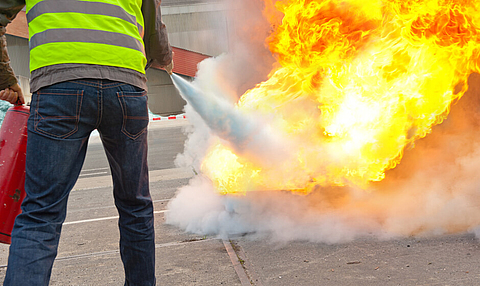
201,0,480,195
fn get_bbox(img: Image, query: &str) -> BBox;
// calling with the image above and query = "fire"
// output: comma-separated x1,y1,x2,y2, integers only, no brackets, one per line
201,0,480,195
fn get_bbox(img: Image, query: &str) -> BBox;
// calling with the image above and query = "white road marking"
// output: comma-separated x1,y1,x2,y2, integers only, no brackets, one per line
79,167,110,177
63,210,167,225
81,167,110,172
73,167,194,190
78,171,108,177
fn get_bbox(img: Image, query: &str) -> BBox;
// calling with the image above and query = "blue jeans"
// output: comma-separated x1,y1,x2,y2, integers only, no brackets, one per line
4,79,155,286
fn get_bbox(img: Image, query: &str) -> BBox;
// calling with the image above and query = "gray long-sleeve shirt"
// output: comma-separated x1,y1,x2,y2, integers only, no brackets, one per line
0,0,173,92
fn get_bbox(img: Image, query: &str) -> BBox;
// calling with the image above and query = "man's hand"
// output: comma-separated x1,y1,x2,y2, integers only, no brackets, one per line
0,83,25,105
165,59,174,75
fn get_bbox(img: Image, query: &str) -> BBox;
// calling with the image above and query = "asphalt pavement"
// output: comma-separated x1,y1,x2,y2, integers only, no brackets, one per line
1,119,480,285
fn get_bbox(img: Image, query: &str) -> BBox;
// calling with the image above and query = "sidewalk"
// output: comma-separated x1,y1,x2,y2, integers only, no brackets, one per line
0,166,243,285
1,120,480,285
2,166,480,285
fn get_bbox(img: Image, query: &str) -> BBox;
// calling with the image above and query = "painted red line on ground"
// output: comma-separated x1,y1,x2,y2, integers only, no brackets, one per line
150,115,186,121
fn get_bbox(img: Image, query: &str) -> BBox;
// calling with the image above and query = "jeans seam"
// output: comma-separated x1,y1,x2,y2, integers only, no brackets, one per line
71,80,127,89
95,89,102,129
70,80,100,88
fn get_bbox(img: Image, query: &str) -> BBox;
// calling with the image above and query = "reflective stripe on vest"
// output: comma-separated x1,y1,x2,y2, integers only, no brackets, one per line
26,0,146,74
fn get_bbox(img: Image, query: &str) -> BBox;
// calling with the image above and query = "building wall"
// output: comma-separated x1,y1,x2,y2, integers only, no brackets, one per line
5,35,31,102
162,2,229,56
5,35,29,78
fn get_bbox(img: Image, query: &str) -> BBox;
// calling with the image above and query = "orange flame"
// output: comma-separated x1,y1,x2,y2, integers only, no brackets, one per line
201,0,480,195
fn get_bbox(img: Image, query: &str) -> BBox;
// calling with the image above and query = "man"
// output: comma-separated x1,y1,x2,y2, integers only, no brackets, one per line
0,0,173,285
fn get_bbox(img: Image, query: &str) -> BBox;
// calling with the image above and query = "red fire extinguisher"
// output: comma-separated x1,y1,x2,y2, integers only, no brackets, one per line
0,104,29,244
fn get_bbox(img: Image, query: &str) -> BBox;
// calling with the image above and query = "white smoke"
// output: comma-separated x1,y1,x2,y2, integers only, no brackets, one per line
166,0,480,243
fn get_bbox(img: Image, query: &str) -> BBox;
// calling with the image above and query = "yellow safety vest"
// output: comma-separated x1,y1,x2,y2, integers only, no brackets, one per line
25,0,147,74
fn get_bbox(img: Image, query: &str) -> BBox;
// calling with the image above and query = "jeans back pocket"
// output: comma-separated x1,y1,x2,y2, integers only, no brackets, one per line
33,89,84,139
117,90,149,139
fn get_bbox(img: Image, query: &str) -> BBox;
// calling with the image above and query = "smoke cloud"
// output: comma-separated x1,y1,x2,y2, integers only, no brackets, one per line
166,0,480,243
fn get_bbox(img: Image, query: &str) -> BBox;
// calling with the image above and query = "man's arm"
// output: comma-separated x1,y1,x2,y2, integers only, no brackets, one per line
0,26,17,90
0,2,25,104
142,0,173,72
